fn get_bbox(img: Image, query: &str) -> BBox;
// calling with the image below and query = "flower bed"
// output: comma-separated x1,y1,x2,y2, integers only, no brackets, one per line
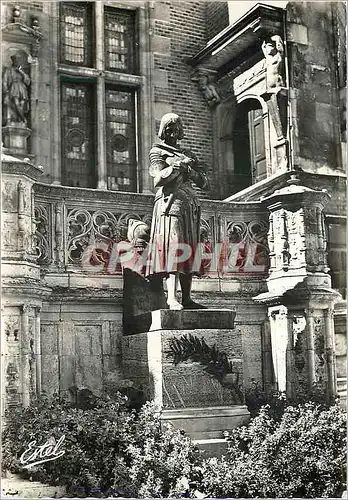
2,389,346,498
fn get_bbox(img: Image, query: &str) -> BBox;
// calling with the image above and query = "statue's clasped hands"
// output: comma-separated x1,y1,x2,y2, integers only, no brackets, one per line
173,156,195,177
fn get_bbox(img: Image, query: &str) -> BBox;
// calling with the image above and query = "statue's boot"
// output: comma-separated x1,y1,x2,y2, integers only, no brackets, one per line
182,299,207,310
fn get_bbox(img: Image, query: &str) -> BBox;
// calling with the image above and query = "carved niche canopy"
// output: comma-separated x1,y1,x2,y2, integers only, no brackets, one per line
188,4,285,106
2,5,43,57
188,4,284,77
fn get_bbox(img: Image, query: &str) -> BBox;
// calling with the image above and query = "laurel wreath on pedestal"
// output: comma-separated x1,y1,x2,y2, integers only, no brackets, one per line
167,333,244,403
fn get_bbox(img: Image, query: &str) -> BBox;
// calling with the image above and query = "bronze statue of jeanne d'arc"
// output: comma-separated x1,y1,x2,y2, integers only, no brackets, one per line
145,113,208,310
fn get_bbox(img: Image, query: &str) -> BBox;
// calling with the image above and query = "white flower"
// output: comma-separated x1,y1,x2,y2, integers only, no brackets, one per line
194,489,207,499
175,476,189,492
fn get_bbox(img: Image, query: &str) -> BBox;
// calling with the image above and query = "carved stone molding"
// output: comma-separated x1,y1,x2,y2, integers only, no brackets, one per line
2,7,43,54
54,202,64,269
33,203,51,266
1,155,44,181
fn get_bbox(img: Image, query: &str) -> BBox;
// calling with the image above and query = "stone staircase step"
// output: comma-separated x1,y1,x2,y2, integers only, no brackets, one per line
1,476,66,498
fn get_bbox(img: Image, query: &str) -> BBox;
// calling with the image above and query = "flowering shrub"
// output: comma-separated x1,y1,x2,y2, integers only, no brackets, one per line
245,380,337,420
200,402,347,498
3,389,346,498
2,393,202,498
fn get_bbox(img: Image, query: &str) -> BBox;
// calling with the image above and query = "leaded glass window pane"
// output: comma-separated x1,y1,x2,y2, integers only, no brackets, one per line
106,88,136,192
60,2,93,66
104,8,136,73
61,82,96,188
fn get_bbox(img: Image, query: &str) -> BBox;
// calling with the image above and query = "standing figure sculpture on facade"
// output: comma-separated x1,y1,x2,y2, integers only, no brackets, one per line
145,113,208,310
262,35,285,89
262,35,288,142
2,54,31,126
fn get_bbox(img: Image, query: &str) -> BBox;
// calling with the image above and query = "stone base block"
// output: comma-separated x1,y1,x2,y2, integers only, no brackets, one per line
162,405,249,440
150,308,236,331
122,309,248,450
2,125,31,157
194,438,228,457
123,325,243,409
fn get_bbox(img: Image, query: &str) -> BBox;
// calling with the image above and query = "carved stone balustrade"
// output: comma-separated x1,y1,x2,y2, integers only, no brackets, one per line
33,183,270,293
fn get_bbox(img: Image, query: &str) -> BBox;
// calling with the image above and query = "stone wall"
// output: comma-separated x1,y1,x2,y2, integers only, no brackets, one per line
40,298,123,398
287,1,343,173
205,1,229,41
152,1,215,195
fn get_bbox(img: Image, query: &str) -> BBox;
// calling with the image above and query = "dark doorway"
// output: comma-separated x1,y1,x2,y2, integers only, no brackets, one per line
231,99,266,194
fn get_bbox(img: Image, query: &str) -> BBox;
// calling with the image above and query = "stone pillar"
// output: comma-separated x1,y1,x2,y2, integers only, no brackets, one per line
261,88,289,172
1,152,51,412
95,1,107,190
268,305,289,392
20,304,31,407
255,175,341,398
122,309,249,454
265,300,338,399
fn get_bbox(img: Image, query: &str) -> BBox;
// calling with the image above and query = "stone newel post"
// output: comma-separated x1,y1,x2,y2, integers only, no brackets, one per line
1,151,50,414
255,176,341,398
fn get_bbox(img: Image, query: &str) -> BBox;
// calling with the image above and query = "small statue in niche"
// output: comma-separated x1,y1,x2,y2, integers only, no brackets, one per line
262,35,285,90
2,54,31,126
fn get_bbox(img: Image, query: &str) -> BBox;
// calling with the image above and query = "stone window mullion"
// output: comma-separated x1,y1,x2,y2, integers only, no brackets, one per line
95,1,107,189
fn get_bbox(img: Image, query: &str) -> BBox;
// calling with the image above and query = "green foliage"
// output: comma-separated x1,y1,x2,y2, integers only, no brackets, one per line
114,402,203,498
245,382,288,420
2,393,202,498
245,380,338,420
167,333,243,402
3,387,345,498
200,402,347,498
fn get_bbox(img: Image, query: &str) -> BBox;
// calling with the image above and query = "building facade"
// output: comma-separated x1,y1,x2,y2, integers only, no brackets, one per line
1,1,346,415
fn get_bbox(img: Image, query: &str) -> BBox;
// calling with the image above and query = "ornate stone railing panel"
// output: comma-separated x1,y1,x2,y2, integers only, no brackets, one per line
33,184,269,278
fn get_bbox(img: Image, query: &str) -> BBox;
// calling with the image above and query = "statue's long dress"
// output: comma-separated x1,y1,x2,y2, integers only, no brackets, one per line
145,144,207,277
3,67,30,102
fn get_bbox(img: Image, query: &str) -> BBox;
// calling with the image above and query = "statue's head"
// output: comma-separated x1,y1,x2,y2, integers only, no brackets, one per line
262,35,283,56
158,113,184,144
262,38,276,55
10,55,19,66
127,218,150,247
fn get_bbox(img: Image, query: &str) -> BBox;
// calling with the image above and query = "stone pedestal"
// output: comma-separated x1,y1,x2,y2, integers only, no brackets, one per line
2,125,31,158
256,177,341,399
122,309,249,452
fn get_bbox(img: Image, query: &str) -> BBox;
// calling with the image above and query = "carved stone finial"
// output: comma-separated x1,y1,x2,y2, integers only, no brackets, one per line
31,16,40,31
287,174,301,185
12,5,21,22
